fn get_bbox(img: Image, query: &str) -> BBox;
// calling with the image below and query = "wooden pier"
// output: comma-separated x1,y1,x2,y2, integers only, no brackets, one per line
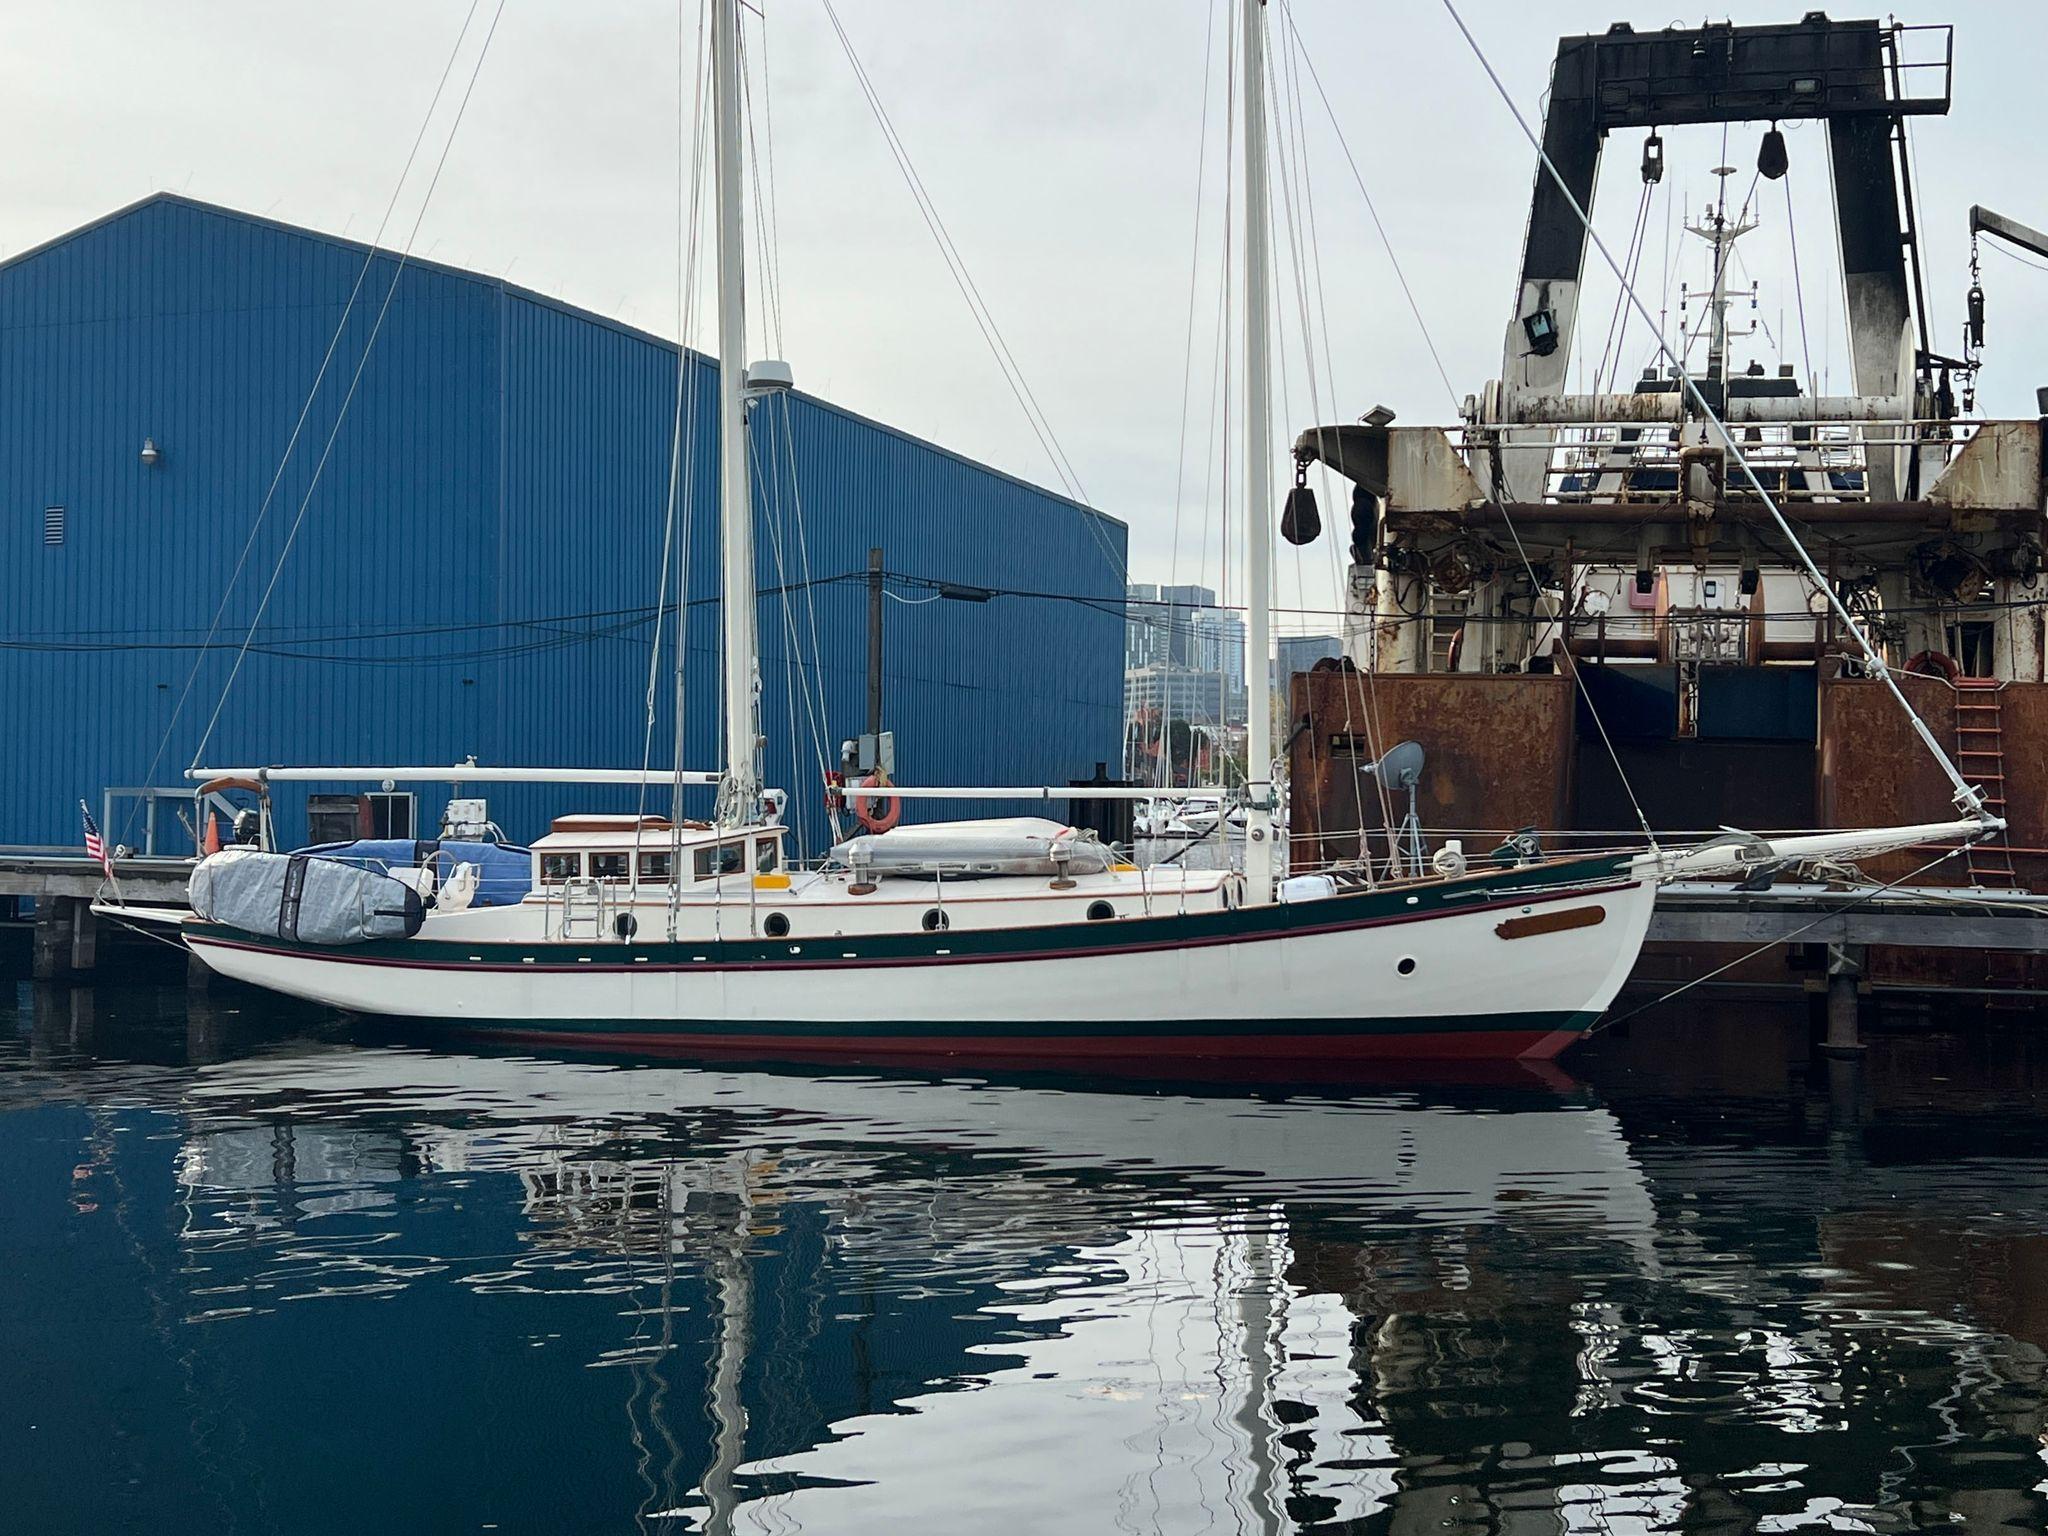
0,851,193,981
1648,886,2048,1052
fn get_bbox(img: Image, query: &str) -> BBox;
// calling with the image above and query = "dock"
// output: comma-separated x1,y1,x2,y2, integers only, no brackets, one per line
1647,884,2048,1051
1,851,194,981
7,849,2046,1051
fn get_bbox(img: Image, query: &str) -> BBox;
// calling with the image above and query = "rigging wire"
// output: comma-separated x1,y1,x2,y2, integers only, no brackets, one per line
1284,3,1657,851
188,0,510,770
1269,3,1395,852
1600,841,1971,1029
817,0,1095,518
29,583,2048,659
1278,13,1458,408
1590,180,1653,398
1982,241,2048,277
1149,0,1219,790
118,0,487,840
636,0,712,901
767,393,847,846
1783,168,1816,389
1439,0,1991,822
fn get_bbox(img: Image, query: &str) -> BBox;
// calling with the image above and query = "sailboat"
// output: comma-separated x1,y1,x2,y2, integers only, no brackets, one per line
172,0,1992,1062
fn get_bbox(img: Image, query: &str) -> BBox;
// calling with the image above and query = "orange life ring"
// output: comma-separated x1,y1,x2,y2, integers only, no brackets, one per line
853,772,902,834
1904,649,1962,684
1446,625,1465,672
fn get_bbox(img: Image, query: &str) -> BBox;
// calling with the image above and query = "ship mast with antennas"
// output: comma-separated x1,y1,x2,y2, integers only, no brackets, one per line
1291,13,2025,878
1682,165,1760,386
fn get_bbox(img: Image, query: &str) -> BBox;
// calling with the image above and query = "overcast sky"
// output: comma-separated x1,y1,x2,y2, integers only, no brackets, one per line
7,1,2046,635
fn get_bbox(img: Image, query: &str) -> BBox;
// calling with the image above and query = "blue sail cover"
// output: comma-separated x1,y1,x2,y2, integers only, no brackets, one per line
297,839,532,907
433,841,532,907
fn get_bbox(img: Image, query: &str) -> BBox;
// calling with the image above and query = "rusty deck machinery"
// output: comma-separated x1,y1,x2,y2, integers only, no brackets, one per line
1277,14,2048,1000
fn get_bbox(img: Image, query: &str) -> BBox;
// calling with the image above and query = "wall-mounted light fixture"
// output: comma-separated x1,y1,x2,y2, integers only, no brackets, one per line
139,437,162,467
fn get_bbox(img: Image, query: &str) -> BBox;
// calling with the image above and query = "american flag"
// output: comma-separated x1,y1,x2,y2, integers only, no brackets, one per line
80,800,113,878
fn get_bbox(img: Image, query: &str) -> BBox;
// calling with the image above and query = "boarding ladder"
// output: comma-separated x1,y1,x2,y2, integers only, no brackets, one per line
1953,677,2019,889
556,877,609,939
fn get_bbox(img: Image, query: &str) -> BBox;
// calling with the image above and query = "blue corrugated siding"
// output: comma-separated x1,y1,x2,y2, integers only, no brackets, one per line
0,195,1125,855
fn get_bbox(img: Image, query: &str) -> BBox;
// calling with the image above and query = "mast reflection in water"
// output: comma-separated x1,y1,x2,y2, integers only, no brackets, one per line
8,986,2048,1533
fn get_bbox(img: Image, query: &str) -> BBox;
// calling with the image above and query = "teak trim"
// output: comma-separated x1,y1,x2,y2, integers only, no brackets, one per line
1496,904,1605,941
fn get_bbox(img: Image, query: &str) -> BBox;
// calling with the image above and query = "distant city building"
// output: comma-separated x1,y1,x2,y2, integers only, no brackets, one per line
1125,583,1248,729
1123,665,1244,732
1126,582,1216,670
1274,633,1343,691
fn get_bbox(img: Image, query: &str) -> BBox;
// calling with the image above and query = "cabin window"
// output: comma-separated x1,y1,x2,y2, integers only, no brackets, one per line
540,851,581,884
589,852,630,881
755,839,780,874
638,850,673,882
694,842,746,880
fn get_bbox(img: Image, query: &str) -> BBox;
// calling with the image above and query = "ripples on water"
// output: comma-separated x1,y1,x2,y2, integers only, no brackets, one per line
7,982,2048,1533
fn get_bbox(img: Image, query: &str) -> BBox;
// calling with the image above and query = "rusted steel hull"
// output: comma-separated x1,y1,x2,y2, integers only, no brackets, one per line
1287,670,1574,872
1286,666,2048,996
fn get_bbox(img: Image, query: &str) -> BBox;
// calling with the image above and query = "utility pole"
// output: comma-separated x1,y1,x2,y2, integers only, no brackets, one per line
866,547,884,739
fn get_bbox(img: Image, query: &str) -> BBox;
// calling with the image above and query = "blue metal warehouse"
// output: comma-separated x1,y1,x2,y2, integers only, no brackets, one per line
0,194,1125,857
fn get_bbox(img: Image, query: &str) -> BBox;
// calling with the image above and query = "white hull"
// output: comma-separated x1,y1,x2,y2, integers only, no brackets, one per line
185,866,1656,1060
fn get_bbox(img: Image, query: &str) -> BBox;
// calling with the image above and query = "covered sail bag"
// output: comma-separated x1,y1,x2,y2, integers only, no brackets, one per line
299,837,532,907
190,847,425,944
831,817,1114,878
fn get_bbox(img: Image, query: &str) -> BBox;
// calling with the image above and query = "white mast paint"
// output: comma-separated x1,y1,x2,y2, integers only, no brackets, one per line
713,0,761,827
1241,0,1277,906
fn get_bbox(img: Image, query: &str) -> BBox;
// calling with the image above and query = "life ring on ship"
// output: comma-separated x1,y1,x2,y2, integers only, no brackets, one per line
852,772,902,834
1445,625,1465,672
1904,649,1962,684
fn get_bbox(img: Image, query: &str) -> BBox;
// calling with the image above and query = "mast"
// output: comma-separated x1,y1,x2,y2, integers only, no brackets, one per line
1686,166,1756,387
712,0,761,826
1241,0,1276,905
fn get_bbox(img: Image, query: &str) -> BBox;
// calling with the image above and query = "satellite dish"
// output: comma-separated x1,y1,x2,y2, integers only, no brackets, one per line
1365,740,1424,792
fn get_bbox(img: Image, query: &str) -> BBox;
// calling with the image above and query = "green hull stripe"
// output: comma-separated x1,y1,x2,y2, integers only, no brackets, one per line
188,853,1632,970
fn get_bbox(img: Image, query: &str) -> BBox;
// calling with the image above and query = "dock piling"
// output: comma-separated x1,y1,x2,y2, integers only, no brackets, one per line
1822,942,1868,1056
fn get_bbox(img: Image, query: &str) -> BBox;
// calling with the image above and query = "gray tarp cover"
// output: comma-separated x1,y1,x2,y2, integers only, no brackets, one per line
831,817,1114,877
190,848,425,944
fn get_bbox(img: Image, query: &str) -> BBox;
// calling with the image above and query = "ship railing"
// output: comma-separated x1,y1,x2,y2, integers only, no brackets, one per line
1446,417,1987,507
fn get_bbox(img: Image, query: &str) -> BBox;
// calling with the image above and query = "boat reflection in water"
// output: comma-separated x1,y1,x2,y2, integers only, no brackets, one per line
10,993,2048,1532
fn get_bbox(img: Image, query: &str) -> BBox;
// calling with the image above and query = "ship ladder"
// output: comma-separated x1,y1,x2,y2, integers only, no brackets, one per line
1953,676,2019,890
558,877,607,940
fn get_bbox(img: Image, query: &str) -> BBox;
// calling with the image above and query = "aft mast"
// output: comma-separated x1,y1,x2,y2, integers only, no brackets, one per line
1240,0,1277,906
712,0,762,827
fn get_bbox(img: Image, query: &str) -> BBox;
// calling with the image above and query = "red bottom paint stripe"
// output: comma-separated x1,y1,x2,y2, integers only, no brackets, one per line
445,1025,1588,1064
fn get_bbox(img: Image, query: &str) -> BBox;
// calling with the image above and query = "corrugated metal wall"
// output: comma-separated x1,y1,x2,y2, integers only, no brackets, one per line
0,195,1125,856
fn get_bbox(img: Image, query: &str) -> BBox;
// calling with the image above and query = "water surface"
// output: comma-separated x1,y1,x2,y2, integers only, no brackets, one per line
7,983,2048,1533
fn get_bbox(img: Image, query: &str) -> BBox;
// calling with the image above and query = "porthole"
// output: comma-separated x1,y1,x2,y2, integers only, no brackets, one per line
1396,956,1417,977
763,912,790,939
1087,901,1116,922
613,913,639,940
922,908,950,932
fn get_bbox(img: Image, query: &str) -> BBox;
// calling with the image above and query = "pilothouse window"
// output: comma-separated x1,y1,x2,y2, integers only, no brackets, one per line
539,852,581,884
638,851,673,882
589,852,629,881
694,842,746,880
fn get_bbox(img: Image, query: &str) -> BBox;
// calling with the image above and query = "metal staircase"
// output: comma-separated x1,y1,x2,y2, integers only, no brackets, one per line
1953,677,2019,888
